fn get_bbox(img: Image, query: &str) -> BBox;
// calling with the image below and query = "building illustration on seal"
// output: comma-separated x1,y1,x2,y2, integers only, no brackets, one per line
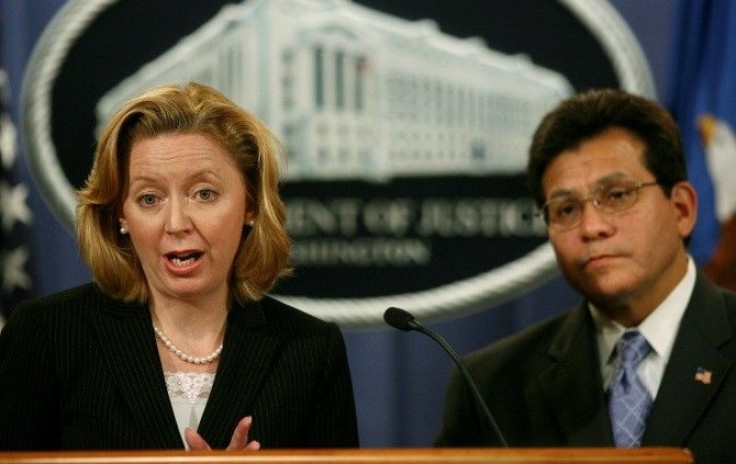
96,0,573,181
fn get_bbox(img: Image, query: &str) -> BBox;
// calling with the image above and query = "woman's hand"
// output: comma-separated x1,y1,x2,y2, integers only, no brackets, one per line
185,416,261,450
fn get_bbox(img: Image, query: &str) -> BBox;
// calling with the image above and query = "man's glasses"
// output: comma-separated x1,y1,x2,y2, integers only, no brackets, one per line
538,181,660,230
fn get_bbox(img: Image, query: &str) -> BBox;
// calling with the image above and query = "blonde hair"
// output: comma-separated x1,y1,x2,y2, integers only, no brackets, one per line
77,82,291,304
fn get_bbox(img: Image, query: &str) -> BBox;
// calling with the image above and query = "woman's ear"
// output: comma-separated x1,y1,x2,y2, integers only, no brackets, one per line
118,218,127,234
244,210,255,228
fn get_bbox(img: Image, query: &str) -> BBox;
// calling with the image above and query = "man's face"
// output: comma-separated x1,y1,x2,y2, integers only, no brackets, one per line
542,127,697,324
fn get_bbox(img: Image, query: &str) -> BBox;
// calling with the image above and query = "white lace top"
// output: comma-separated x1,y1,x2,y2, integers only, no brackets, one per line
164,372,215,448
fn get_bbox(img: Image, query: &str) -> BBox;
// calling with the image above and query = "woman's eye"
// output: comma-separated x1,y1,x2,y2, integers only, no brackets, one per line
139,194,157,206
197,189,217,201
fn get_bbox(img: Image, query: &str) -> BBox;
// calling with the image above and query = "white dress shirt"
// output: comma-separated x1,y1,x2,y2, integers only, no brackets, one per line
590,257,696,399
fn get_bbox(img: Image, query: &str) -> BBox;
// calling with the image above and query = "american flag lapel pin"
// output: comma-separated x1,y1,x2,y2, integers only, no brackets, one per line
694,367,713,385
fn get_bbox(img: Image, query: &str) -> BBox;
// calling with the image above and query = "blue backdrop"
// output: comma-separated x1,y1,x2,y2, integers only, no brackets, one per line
4,0,730,448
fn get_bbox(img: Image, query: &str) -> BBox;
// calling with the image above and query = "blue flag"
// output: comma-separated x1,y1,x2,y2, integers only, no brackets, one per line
0,69,34,325
669,0,736,290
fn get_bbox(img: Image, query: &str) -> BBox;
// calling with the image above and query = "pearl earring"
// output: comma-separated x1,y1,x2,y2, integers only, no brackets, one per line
120,226,128,235
247,220,255,227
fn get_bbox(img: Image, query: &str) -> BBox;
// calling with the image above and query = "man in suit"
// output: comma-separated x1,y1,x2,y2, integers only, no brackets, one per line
436,89,736,463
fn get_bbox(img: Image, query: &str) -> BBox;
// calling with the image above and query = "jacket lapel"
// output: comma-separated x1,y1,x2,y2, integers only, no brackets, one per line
197,299,287,448
92,297,183,448
536,304,613,446
643,274,735,446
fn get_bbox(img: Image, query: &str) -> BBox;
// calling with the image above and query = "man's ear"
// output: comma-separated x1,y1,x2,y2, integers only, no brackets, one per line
670,181,698,239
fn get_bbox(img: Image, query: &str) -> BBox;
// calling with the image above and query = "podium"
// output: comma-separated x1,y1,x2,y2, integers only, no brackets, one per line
0,448,694,464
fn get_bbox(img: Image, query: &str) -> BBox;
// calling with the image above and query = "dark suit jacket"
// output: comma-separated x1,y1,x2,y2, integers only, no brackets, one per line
0,283,358,450
436,273,736,464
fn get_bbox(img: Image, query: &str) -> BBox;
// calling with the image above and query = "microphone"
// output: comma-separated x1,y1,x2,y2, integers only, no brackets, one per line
384,307,509,447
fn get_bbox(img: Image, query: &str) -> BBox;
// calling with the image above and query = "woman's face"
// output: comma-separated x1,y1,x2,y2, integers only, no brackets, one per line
120,132,252,306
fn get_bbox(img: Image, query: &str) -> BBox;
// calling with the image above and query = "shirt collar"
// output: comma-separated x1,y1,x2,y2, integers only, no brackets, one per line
590,256,697,368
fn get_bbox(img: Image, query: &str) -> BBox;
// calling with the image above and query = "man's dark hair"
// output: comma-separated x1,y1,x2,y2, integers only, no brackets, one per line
527,88,687,207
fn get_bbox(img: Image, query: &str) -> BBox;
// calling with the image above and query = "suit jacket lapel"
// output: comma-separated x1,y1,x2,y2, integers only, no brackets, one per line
536,303,613,446
643,274,735,446
197,299,287,448
92,296,183,448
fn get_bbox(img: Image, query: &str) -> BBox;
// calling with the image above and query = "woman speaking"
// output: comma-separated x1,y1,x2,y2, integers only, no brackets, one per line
0,82,358,450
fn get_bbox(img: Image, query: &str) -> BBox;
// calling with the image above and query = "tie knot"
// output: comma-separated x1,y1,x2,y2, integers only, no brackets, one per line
617,331,651,368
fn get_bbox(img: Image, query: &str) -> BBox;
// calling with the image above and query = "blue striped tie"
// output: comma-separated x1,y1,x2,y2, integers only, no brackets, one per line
608,331,653,447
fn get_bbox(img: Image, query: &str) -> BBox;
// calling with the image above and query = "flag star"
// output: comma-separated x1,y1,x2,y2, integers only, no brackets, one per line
2,246,32,293
0,180,33,231
0,113,17,169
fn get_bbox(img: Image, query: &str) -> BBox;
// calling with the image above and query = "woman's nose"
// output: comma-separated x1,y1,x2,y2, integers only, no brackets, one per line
164,197,193,234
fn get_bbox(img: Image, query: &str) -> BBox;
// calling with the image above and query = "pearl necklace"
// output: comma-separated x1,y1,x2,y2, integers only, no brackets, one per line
153,324,223,365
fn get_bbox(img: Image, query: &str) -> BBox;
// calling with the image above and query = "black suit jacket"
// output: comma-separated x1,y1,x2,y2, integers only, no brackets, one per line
0,283,359,450
436,273,736,464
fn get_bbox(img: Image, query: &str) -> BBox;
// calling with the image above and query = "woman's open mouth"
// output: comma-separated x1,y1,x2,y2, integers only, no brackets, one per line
166,251,203,267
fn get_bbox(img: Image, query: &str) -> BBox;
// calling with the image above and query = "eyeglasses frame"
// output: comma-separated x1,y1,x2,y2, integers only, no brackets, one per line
537,180,661,231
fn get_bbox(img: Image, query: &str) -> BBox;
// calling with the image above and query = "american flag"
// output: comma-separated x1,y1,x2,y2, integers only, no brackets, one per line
694,367,713,385
0,69,34,330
